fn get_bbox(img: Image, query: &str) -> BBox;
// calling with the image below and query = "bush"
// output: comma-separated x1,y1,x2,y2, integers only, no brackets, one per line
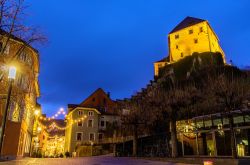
65,151,70,158
59,153,64,158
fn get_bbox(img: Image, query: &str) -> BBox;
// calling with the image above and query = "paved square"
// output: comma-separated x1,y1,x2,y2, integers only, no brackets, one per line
0,155,193,165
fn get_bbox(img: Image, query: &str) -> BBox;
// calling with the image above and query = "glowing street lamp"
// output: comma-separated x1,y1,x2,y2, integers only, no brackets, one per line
90,141,94,156
37,127,42,132
34,110,40,116
0,66,17,156
8,66,16,79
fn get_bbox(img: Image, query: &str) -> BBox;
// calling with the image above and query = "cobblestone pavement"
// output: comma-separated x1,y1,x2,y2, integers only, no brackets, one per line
0,155,194,165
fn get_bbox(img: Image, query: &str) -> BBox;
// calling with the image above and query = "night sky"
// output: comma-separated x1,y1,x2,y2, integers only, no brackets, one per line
26,0,250,117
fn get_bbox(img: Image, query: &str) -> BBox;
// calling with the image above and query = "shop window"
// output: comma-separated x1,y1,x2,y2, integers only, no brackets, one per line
234,116,244,124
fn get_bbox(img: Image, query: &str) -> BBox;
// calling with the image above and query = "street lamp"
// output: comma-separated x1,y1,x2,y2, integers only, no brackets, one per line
34,109,40,116
0,66,16,156
90,141,94,156
37,127,42,132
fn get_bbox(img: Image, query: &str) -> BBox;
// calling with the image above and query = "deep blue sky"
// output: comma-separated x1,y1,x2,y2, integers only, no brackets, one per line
26,0,250,117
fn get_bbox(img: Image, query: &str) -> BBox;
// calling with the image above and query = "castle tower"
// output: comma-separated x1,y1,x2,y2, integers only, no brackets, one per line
168,16,225,62
154,17,226,76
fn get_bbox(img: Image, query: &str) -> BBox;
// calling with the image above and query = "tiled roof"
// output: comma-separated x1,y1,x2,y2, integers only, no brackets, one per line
169,17,206,34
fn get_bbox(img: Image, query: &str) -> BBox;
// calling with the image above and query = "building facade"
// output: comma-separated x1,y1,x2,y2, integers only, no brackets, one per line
31,113,66,158
0,30,40,158
65,88,119,156
176,110,250,157
43,119,66,157
154,17,226,76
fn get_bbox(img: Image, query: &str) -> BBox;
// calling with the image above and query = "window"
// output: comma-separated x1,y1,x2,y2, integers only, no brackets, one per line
76,132,82,141
16,74,25,89
4,44,10,54
88,111,93,116
89,133,95,141
19,52,27,61
77,121,83,127
158,64,163,68
88,119,93,127
181,53,183,57
176,45,178,49
0,42,9,55
103,98,106,105
175,34,179,39
194,39,198,44
189,29,193,34
92,98,95,102
100,120,105,127
0,42,2,53
98,133,103,140
78,110,83,116
200,27,203,32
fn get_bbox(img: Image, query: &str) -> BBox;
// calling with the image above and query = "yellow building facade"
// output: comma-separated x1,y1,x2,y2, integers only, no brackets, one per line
0,30,40,159
154,17,226,76
44,135,65,157
64,107,101,154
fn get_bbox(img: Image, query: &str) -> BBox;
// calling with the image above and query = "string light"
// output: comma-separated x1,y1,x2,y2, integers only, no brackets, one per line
36,107,90,132
36,115,88,133
47,115,88,131
38,108,67,121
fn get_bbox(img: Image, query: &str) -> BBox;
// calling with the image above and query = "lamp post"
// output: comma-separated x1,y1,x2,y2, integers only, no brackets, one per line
30,109,40,157
90,141,94,156
0,66,16,156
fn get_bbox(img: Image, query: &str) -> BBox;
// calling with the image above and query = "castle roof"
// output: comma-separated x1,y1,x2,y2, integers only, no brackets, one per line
154,56,170,63
155,57,167,63
169,17,206,34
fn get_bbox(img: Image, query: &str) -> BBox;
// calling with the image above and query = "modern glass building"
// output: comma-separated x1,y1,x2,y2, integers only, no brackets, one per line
177,109,250,157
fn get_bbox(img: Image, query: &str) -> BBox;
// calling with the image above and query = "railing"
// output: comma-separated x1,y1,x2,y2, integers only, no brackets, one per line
98,134,149,144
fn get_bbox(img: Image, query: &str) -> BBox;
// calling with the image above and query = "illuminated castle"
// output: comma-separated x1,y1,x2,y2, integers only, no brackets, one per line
154,17,226,76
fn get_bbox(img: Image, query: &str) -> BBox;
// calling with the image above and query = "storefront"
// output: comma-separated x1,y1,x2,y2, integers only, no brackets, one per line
177,110,250,157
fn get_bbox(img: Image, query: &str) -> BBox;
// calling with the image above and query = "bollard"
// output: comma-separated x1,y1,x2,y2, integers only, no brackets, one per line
203,160,213,165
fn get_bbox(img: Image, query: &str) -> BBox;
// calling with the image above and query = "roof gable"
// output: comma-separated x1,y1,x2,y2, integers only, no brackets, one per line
67,88,117,114
169,17,206,34
80,88,114,108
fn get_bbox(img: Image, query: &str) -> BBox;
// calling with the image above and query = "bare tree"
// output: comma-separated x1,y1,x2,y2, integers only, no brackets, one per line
120,97,151,157
208,68,250,158
0,0,46,61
